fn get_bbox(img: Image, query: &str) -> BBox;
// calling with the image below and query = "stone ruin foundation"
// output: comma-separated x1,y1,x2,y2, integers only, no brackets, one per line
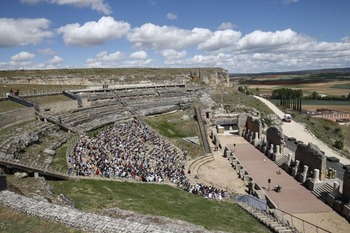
294,143,327,182
265,125,285,161
238,113,262,147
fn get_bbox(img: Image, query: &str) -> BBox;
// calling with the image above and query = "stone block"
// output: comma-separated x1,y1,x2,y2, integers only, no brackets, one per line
0,175,7,191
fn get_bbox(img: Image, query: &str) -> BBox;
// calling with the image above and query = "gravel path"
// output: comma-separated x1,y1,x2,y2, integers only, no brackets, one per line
254,95,350,165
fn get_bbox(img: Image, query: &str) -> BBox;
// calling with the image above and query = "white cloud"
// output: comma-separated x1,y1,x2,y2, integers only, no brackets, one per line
21,0,112,14
20,0,40,4
85,51,124,67
283,0,299,4
198,29,241,51
166,12,178,20
57,16,130,46
38,48,56,55
48,55,64,64
218,22,237,30
130,50,148,59
160,49,187,60
237,29,311,52
11,51,35,61
0,18,53,47
123,59,152,67
341,36,350,43
128,23,212,50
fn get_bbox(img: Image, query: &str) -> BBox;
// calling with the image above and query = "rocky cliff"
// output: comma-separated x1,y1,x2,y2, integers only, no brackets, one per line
0,68,229,86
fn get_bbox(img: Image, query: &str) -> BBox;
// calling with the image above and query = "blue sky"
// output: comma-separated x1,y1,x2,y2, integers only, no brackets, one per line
1,0,350,73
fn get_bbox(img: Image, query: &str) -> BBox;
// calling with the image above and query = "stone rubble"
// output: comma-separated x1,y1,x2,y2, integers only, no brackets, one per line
0,190,225,233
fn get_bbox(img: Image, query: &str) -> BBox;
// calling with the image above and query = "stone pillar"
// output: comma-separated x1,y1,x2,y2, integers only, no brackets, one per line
333,181,340,198
292,160,300,177
275,145,281,156
268,144,274,159
287,153,293,166
300,165,308,183
34,172,39,179
313,169,320,182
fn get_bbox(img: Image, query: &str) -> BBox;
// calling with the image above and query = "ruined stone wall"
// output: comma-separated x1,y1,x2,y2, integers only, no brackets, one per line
0,107,35,128
238,113,248,136
343,170,350,201
246,115,262,138
266,126,284,146
39,100,78,114
295,143,327,180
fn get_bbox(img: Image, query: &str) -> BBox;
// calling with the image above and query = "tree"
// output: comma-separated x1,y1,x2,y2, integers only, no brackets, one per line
310,91,319,100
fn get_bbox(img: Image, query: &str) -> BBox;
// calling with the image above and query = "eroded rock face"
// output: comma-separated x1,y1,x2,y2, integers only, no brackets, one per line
0,68,230,86
266,125,284,145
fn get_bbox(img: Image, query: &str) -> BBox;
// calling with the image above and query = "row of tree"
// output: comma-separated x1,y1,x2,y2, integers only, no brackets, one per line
271,88,303,113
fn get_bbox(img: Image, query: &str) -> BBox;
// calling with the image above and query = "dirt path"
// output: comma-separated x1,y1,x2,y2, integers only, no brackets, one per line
254,95,350,165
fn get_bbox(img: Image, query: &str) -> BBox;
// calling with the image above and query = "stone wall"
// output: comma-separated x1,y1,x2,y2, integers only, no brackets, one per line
295,143,327,181
246,115,262,139
238,113,248,136
0,107,35,128
266,125,284,155
39,100,78,114
343,169,350,202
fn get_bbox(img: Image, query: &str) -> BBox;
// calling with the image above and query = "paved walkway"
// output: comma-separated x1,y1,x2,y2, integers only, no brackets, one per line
223,134,332,214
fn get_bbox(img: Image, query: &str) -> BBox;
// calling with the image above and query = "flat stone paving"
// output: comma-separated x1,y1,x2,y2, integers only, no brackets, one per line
0,190,223,233
223,134,333,214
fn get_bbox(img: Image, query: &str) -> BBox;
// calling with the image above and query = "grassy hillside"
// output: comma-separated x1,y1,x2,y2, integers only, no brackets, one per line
51,179,270,233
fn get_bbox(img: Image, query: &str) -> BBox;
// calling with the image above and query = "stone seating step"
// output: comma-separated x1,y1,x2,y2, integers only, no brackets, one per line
311,182,333,201
236,201,294,233
275,155,288,167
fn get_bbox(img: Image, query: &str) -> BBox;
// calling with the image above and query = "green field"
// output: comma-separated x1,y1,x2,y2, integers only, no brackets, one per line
51,179,270,233
331,83,350,89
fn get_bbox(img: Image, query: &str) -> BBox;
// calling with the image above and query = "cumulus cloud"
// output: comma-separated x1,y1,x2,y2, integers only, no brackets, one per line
85,51,124,67
48,55,64,64
11,51,35,61
0,18,53,47
341,36,350,43
218,22,237,30
123,59,152,67
128,23,212,50
198,29,241,51
130,50,148,59
166,12,178,20
160,49,187,60
57,16,130,46
237,29,311,52
21,0,112,14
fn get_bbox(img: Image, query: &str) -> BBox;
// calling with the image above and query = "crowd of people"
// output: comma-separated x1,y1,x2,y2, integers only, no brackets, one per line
68,118,228,200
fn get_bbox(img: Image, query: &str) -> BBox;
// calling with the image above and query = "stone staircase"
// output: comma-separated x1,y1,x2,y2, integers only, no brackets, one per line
236,201,294,233
187,155,214,177
275,155,289,167
311,182,333,202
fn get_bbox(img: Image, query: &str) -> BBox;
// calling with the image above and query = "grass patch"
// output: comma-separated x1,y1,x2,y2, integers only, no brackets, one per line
51,142,70,171
0,205,81,233
331,84,350,89
211,87,274,117
145,109,205,158
0,84,85,98
0,100,25,113
26,94,73,105
51,180,270,233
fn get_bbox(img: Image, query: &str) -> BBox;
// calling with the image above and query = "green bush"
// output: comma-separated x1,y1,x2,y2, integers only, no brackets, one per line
334,140,344,150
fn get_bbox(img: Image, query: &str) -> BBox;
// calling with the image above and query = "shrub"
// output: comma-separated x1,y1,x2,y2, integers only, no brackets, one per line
334,140,344,150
